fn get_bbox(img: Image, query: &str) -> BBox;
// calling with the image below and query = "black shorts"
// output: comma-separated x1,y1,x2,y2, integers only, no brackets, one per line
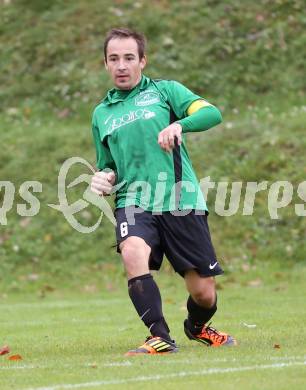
115,207,224,278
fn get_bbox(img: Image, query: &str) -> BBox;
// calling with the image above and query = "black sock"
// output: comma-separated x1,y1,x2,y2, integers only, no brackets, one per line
128,274,171,341
186,295,217,334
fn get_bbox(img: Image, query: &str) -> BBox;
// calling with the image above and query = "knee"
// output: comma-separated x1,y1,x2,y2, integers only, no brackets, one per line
192,289,216,309
121,239,150,262
121,241,137,262
120,237,151,278
185,272,217,308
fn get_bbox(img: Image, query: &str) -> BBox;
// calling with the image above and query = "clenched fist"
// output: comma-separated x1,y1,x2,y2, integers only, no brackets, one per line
158,122,182,152
91,171,116,196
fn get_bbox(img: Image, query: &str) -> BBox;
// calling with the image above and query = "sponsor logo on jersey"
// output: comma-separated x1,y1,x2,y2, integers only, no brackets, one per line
106,109,156,134
104,114,113,124
135,91,160,106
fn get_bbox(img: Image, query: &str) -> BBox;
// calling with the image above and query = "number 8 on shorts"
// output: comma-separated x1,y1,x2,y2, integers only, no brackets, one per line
120,222,128,238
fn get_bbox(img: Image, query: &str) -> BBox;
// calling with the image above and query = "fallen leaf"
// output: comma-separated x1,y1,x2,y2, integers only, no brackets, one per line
0,345,10,355
90,362,97,368
8,354,22,360
44,234,52,242
273,344,281,349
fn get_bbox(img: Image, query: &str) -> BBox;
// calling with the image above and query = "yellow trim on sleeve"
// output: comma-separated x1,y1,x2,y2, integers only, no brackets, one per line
187,99,212,116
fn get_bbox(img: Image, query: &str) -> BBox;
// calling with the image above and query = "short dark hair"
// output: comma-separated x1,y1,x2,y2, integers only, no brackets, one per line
104,28,146,62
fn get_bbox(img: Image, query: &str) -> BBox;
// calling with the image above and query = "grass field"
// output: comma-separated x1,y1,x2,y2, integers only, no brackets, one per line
1,266,306,390
1,2,305,388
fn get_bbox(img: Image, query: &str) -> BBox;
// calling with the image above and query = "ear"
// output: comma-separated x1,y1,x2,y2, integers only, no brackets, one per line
104,58,108,71
140,55,147,70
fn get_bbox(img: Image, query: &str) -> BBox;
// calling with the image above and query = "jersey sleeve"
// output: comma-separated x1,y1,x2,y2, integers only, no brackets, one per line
177,105,222,133
165,80,203,119
91,115,116,172
163,80,222,133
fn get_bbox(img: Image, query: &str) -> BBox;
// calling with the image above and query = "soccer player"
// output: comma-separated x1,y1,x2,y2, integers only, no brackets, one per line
91,28,236,355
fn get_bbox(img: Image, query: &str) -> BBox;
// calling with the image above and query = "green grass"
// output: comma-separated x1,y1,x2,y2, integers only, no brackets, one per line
1,0,305,288
1,266,306,390
1,0,305,112
1,103,305,290
1,2,305,386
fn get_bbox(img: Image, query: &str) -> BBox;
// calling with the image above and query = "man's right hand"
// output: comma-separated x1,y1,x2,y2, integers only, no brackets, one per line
91,171,116,196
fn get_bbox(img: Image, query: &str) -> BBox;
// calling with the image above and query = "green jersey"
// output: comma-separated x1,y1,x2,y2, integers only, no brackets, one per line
92,75,215,212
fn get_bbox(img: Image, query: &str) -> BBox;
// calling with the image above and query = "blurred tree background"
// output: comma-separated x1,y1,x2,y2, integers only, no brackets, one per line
0,0,305,294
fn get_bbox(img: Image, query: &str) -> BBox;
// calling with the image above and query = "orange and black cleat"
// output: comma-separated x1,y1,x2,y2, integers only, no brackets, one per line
184,320,237,347
125,336,178,356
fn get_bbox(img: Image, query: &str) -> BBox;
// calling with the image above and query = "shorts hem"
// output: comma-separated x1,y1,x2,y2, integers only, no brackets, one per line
176,267,224,278
116,233,154,253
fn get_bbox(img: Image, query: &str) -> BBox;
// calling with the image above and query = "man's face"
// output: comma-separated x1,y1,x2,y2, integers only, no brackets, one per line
105,37,146,90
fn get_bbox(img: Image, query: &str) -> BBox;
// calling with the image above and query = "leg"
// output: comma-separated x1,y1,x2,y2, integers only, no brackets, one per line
156,211,235,346
184,269,216,308
184,270,217,330
120,236,150,280
120,236,171,341
183,269,236,346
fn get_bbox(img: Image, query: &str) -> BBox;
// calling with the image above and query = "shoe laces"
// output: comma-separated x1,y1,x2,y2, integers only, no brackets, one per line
144,335,155,342
200,322,226,343
145,336,174,345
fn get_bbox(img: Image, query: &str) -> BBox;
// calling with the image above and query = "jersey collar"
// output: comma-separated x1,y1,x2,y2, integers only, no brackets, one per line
103,75,150,105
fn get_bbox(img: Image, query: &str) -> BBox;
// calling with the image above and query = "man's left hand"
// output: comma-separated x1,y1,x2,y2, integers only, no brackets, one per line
158,123,182,152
